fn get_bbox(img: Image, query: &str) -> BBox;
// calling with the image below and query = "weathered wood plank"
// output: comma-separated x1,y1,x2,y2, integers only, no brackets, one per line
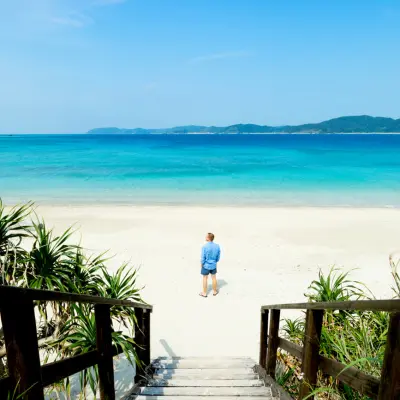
1,300,44,399
95,304,115,400
278,337,379,398
42,350,98,387
0,346,125,395
299,309,323,399
153,360,256,369
254,364,294,400
135,308,146,384
262,299,400,312
259,310,269,368
0,285,152,309
378,311,400,399
136,397,275,400
319,356,379,398
148,379,263,387
140,386,272,396
153,356,254,362
266,309,280,379
153,371,257,380
279,337,303,359
143,309,151,368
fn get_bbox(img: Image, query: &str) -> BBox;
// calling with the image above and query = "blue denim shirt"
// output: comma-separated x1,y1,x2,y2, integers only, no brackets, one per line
201,242,221,270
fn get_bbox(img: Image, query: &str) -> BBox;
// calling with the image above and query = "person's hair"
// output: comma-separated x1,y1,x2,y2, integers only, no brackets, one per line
207,232,215,241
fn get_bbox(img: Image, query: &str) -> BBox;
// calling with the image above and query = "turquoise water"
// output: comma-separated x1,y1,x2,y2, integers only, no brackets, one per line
1,134,400,206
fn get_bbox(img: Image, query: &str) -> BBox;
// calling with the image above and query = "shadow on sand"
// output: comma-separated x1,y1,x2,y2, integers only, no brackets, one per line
206,278,227,295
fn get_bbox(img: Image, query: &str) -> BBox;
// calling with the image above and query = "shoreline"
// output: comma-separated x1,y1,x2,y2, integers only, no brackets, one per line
5,201,400,209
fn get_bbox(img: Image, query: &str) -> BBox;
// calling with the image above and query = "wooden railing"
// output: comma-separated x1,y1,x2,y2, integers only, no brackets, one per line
0,286,153,400
258,300,400,399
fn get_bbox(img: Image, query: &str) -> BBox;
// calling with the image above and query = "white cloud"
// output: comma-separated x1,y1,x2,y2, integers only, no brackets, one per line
189,51,251,64
49,0,125,27
51,12,94,28
2,0,127,31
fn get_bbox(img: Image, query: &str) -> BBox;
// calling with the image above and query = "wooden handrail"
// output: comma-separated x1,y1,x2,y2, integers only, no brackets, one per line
261,299,400,311
0,285,152,309
0,285,153,400
258,300,400,399
278,338,380,397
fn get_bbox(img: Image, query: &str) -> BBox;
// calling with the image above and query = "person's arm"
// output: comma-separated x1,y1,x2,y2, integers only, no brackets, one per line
201,246,206,267
216,246,221,263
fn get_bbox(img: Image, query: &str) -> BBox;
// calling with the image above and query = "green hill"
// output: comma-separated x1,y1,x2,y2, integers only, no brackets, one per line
88,115,400,134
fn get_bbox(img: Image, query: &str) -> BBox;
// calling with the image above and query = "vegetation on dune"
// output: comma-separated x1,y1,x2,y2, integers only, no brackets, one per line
277,264,400,399
0,199,144,398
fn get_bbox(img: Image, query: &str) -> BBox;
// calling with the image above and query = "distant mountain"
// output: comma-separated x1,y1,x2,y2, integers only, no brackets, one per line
88,115,400,134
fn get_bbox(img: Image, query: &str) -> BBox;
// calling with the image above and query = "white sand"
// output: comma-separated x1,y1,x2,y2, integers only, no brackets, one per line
36,205,400,362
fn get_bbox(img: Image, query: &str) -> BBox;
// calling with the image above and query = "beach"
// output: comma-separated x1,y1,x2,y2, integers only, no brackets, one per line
36,204,400,360
2,133,400,397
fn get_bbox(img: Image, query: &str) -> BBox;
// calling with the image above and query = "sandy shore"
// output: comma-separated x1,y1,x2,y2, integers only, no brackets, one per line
33,205,400,362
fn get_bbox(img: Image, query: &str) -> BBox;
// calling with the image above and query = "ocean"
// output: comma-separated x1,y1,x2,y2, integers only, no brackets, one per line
1,134,400,207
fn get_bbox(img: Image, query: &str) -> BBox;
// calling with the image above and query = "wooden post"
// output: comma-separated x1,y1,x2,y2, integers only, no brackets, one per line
378,312,400,399
266,309,280,378
259,310,269,368
1,300,44,399
299,309,324,399
95,304,115,400
143,309,151,368
134,308,145,384
134,308,151,384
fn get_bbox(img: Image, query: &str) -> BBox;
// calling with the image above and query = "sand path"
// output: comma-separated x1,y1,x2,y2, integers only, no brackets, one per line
37,205,400,361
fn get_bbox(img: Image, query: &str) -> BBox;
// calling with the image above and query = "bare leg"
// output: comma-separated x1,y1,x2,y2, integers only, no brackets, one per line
202,275,208,296
211,274,218,295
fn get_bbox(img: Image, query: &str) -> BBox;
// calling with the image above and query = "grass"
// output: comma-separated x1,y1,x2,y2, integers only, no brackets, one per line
278,264,399,399
0,199,145,398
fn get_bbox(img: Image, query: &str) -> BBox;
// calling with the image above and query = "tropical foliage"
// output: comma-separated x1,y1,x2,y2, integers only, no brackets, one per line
277,265,399,399
0,199,144,398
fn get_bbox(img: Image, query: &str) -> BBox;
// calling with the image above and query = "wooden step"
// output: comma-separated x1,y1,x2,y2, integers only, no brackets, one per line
152,360,255,370
154,357,254,362
137,397,275,400
148,379,263,387
153,371,258,380
139,387,272,397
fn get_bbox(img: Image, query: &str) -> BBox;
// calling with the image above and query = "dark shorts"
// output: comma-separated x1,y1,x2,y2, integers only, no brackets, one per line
201,267,217,276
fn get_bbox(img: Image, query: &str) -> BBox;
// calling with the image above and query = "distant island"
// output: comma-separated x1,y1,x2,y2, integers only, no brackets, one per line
88,115,400,134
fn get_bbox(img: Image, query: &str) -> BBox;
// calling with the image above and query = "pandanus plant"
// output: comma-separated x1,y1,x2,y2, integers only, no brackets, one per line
279,261,400,399
53,263,143,398
0,199,32,255
0,199,146,398
0,199,32,285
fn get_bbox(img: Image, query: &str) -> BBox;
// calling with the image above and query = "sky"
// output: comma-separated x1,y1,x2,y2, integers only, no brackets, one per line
1,0,400,133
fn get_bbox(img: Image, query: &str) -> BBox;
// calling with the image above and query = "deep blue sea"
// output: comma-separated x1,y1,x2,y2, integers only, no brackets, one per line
1,134,400,206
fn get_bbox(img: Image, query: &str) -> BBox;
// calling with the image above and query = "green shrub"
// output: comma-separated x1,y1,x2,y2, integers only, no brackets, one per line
0,199,145,398
280,263,399,399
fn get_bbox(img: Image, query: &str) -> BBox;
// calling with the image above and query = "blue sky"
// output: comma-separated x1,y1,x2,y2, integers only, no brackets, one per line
1,0,400,133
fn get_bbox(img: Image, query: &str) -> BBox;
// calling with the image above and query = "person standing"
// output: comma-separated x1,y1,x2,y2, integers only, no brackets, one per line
199,232,220,297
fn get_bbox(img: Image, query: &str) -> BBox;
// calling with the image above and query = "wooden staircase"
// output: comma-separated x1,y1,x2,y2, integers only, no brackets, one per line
135,357,277,399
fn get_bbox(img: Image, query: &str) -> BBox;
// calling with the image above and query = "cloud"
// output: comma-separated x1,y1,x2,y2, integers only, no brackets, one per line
1,0,127,32
189,51,251,64
51,12,94,28
50,0,126,28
